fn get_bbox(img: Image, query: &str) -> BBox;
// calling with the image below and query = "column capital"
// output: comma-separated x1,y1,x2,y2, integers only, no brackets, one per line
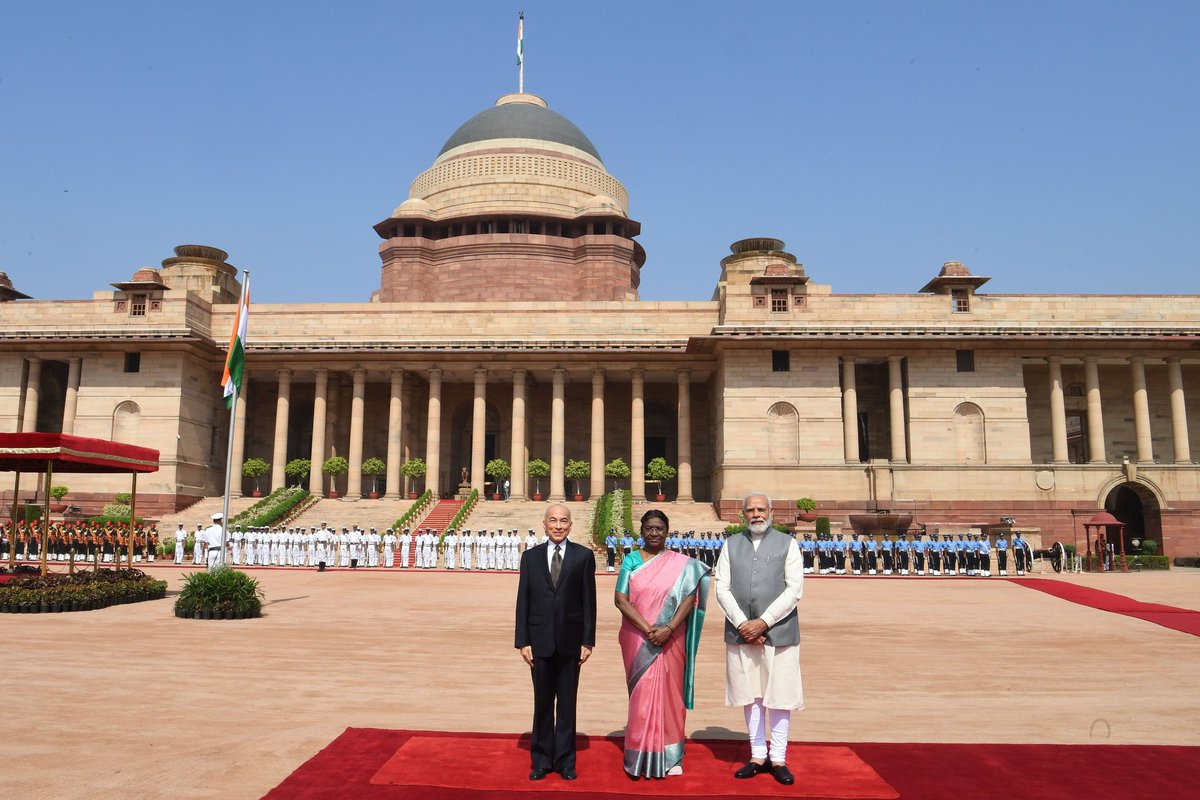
1166,356,1182,365
429,366,443,379
474,367,489,383
67,356,82,366
592,368,605,383
887,355,903,365
1129,355,1146,365
351,366,366,379
314,367,328,378
552,367,567,383
676,368,691,382
1083,355,1099,364
1047,355,1062,366
390,366,405,378
276,368,293,380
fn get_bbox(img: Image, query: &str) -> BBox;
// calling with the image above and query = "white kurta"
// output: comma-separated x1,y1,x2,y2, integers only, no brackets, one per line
714,531,805,711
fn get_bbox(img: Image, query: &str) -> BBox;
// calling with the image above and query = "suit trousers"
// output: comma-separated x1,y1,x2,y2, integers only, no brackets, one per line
530,651,580,771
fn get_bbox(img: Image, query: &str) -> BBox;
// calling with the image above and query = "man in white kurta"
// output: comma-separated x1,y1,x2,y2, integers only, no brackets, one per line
714,493,803,786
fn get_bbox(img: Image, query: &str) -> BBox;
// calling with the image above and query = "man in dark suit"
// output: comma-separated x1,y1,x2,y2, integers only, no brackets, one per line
515,503,596,781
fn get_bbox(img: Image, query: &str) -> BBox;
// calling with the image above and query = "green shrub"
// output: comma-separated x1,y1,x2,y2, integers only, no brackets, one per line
526,458,549,495
114,492,132,505
1140,539,1158,554
49,485,69,501
230,486,308,528
241,457,271,493
815,517,831,536
796,497,817,511
445,489,478,539
725,522,748,535
102,503,131,518
591,491,614,548
622,489,633,535
393,489,432,531
604,458,630,491
1129,555,1169,570
0,568,165,611
361,457,387,494
174,565,263,619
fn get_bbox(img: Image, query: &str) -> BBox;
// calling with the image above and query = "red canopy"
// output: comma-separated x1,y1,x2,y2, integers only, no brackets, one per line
0,433,159,474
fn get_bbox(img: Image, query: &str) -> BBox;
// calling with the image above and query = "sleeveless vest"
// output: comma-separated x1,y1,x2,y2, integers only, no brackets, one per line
723,529,800,647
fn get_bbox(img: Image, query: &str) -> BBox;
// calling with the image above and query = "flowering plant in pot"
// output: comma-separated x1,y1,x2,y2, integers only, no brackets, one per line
321,456,349,499
565,459,590,501
795,497,818,522
361,457,386,498
401,458,427,499
645,457,676,502
485,458,511,500
241,458,270,497
49,485,69,513
526,458,549,501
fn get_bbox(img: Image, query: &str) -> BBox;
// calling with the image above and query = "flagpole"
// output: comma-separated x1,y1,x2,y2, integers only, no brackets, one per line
220,270,250,567
517,12,525,94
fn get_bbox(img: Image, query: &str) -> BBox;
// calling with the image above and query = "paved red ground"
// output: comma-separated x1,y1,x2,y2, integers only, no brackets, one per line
4,566,1198,799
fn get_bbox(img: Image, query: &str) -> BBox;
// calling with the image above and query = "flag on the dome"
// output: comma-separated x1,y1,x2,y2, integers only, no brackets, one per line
221,275,250,409
516,12,524,67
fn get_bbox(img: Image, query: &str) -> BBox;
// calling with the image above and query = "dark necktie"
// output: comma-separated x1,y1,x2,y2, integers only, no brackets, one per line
551,545,562,588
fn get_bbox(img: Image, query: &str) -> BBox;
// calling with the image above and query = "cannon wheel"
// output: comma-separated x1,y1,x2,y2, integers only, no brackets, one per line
1049,541,1065,573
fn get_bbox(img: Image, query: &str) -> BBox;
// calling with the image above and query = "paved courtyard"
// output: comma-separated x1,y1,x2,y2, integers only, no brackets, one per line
4,565,1198,799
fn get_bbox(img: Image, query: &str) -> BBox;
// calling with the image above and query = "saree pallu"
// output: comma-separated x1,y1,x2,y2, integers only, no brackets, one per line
617,550,709,777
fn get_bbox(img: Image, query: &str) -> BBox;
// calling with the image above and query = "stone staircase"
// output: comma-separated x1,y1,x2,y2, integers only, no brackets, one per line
465,499,593,542
156,497,259,533
629,500,724,533
288,498,414,533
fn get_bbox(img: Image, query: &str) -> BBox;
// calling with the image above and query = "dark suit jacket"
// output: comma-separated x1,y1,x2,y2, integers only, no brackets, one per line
515,539,597,657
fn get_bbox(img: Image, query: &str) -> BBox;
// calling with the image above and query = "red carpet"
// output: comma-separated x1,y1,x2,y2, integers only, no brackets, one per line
261,728,1200,800
1008,578,1200,637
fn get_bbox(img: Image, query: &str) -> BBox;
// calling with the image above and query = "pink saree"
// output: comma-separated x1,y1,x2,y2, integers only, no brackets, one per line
616,549,709,778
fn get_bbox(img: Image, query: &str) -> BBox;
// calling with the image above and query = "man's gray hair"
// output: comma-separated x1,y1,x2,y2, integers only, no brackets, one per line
742,492,773,511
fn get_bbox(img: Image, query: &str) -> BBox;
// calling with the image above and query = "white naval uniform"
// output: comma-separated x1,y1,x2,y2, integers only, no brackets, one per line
399,532,411,568
174,527,186,564
460,533,473,570
201,523,224,570
443,533,457,569
383,531,396,567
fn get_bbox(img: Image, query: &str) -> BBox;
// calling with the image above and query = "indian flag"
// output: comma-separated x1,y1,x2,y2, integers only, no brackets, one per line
516,12,524,66
221,275,250,409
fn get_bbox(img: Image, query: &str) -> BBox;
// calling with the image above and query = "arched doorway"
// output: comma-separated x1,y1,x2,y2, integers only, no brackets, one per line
1103,482,1162,554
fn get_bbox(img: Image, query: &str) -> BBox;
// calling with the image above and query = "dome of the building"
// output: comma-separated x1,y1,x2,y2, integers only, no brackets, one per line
438,93,602,163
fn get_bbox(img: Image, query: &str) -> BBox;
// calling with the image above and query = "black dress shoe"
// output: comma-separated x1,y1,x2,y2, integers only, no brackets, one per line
772,764,795,785
560,767,578,781
734,760,770,779
529,768,549,781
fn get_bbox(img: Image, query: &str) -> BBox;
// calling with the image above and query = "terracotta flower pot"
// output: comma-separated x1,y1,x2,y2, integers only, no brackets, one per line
369,491,379,499
252,490,262,498
329,491,339,499
574,494,584,501
532,493,544,502
408,492,418,500
492,493,502,501
796,512,818,522
656,494,666,502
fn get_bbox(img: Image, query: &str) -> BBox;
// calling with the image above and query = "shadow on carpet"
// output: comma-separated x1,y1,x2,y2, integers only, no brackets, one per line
262,728,1200,800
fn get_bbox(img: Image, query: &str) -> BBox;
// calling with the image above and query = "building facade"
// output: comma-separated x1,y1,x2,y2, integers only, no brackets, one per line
2,93,1198,557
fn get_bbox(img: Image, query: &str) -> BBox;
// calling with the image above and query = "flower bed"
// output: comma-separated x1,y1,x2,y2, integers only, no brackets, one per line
229,486,309,529
0,568,167,613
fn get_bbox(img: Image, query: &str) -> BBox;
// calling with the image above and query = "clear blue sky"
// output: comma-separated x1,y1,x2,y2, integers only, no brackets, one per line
2,1,1197,304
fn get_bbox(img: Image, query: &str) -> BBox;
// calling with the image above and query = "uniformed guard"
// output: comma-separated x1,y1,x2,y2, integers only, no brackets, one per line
1013,531,1029,575
995,531,1009,576
894,532,910,575
879,533,894,575
833,532,848,575
800,533,815,574
605,530,618,572
979,533,992,577
911,532,926,576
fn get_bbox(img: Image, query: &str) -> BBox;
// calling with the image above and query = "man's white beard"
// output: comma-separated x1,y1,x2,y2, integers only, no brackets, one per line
748,520,771,535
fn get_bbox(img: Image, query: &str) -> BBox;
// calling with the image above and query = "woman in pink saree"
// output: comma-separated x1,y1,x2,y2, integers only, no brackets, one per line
615,509,710,778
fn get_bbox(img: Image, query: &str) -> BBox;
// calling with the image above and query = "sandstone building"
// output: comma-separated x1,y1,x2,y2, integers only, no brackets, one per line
2,93,1198,557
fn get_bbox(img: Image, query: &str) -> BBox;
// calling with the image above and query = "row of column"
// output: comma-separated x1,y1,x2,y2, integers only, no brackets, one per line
1047,356,1191,464
19,357,82,434
240,366,695,502
840,356,909,463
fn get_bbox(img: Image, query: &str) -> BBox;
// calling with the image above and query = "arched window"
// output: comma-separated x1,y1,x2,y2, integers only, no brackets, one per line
953,402,986,464
112,401,142,444
767,402,799,464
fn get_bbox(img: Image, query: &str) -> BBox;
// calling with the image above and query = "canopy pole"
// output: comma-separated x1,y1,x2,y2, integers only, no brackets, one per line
128,473,138,569
7,471,18,571
40,461,52,577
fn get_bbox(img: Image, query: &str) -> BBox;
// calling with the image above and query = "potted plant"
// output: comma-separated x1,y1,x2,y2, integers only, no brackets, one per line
361,457,387,499
565,459,591,501
485,458,511,500
401,458,427,499
49,485,69,513
526,458,549,501
604,458,631,492
284,458,311,487
795,497,818,522
241,457,270,497
645,457,676,502
321,456,349,498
